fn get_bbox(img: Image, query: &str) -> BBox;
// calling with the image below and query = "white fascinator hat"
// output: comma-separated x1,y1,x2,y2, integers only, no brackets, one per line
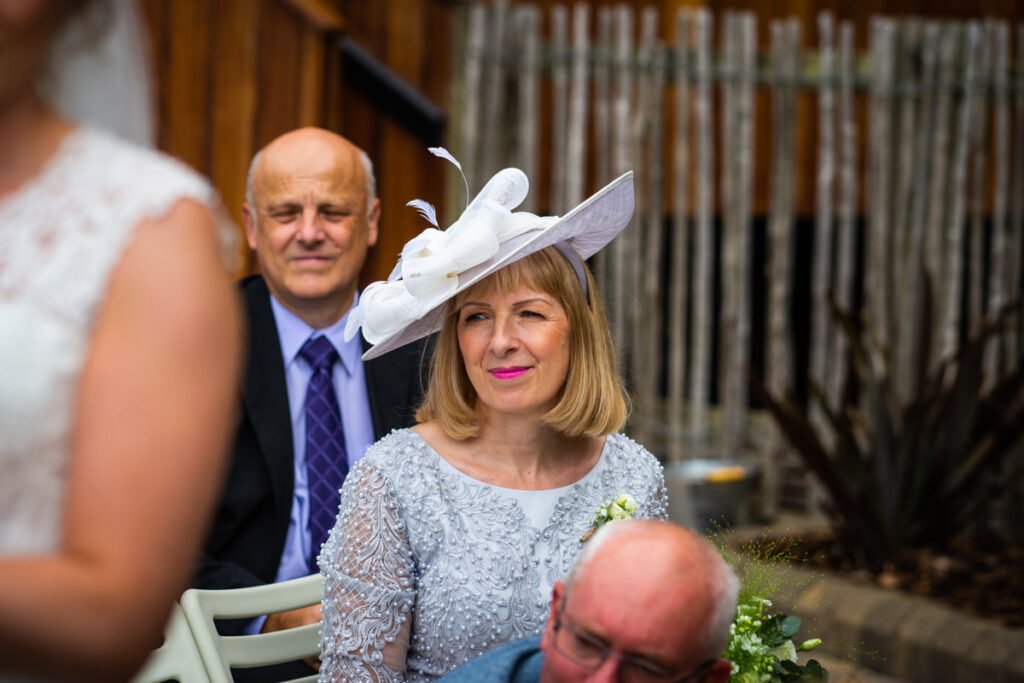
345,148,635,360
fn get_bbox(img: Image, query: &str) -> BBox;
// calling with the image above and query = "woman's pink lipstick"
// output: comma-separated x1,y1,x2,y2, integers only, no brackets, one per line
490,367,529,380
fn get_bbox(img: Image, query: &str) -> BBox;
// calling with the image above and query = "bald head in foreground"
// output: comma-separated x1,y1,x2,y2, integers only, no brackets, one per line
441,520,739,683
196,128,426,681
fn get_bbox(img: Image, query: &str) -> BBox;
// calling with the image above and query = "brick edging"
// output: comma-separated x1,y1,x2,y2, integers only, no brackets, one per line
770,565,1024,683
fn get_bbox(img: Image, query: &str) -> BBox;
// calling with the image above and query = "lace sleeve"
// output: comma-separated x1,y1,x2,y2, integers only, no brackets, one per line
318,460,416,683
641,473,670,521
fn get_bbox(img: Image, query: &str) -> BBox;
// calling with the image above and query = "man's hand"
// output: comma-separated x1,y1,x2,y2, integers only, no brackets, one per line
261,604,323,670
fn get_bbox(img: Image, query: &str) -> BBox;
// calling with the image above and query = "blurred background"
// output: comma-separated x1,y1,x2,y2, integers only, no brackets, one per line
132,4,1024,675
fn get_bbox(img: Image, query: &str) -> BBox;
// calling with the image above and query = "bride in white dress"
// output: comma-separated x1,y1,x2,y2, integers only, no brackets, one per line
0,2,240,681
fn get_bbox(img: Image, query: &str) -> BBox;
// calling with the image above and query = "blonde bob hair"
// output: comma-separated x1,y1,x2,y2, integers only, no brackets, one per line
416,246,629,440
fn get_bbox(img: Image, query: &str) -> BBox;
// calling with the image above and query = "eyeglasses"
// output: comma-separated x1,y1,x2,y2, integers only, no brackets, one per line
552,613,715,683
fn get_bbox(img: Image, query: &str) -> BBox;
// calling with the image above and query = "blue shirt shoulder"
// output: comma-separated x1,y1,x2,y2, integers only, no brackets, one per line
438,636,543,683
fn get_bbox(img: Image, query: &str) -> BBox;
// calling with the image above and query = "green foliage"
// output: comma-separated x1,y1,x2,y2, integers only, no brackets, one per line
756,297,1024,573
716,535,828,682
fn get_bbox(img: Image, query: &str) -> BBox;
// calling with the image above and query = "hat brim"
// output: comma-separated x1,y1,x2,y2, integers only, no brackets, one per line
362,171,635,361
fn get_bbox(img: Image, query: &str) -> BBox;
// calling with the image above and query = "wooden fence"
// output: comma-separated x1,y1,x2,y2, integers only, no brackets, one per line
450,3,1024,513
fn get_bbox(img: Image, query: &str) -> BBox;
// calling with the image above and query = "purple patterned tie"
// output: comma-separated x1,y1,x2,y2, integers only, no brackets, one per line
299,335,348,571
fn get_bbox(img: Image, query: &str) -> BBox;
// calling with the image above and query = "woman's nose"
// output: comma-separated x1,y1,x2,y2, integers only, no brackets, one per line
489,316,519,353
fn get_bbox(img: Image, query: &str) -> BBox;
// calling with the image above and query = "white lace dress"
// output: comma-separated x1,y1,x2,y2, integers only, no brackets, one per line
0,127,234,555
317,428,668,682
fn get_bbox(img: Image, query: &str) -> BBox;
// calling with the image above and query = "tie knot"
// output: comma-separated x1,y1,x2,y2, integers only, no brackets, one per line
299,335,339,371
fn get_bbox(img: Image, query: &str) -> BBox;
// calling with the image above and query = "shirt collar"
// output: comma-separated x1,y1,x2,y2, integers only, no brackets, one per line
269,292,363,377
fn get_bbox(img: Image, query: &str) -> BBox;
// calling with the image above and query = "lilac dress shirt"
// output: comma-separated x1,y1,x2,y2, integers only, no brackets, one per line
245,294,375,633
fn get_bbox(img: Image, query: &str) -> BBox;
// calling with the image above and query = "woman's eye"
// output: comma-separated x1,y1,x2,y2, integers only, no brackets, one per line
521,310,544,319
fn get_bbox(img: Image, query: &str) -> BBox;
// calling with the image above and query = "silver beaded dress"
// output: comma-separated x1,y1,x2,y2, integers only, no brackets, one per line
317,428,668,682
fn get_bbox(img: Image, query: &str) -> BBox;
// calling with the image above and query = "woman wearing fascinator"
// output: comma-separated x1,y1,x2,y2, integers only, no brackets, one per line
317,150,667,682
0,1,239,680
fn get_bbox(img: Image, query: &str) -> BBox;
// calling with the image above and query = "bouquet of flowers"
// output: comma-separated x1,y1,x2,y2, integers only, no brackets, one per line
720,537,828,683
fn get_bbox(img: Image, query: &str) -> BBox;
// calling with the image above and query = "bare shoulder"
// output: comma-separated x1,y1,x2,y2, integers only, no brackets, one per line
104,198,238,344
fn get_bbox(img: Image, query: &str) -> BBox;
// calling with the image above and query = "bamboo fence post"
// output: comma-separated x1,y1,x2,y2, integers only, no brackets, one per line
628,7,658,401
892,20,921,364
810,11,835,445
724,13,756,459
668,8,692,464
986,21,1011,383
641,40,666,445
690,8,714,455
898,21,940,397
925,24,957,311
593,7,613,304
867,18,896,353
610,5,634,358
515,6,540,213
1012,25,1024,365
461,4,486,193
764,17,801,518
942,23,983,360
719,12,738,458
566,3,590,212
828,21,857,411
480,0,508,187
968,27,992,338
550,5,569,213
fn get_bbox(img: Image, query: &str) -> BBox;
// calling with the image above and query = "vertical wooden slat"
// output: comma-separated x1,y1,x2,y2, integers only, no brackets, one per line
829,21,857,412
516,6,541,214
986,21,1011,382
867,19,896,354
668,8,692,464
479,0,508,188
690,8,714,454
565,3,590,210
256,0,305,146
609,5,634,357
942,23,983,360
809,11,835,428
592,7,613,302
764,17,801,517
298,30,325,127
161,0,211,170
461,4,486,192
630,7,658,422
550,5,569,213
209,1,261,273
640,39,666,444
897,21,940,397
1011,24,1024,365
968,27,992,337
718,13,738,456
892,20,921,357
724,13,756,459
924,25,958,308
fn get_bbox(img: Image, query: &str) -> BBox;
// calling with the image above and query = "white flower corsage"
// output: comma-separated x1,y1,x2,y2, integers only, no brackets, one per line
580,493,639,542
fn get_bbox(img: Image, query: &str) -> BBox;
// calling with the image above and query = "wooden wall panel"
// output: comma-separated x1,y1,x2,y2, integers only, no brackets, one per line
159,0,211,170
209,1,261,272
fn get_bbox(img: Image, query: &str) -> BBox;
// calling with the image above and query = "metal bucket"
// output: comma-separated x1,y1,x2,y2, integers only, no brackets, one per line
665,458,755,534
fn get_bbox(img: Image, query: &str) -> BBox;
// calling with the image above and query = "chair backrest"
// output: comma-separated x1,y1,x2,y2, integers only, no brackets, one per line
179,574,324,683
130,603,209,683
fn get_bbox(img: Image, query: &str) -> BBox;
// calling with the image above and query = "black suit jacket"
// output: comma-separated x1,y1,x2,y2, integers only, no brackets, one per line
195,275,427,599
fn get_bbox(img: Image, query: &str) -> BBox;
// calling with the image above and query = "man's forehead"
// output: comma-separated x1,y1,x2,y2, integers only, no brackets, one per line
256,155,364,204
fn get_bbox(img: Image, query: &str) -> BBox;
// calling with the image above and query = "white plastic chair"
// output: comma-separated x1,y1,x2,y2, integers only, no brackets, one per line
180,574,324,683
130,602,209,683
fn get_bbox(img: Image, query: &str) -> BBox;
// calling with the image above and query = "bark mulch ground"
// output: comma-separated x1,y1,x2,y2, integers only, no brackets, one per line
772,530,1024,628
